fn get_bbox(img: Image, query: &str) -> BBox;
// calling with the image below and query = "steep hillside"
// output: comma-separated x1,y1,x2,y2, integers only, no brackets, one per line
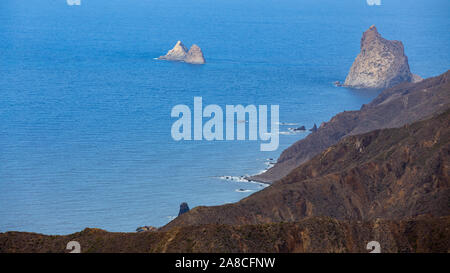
252,70,450,183
1,217,448,253
164,110,450,228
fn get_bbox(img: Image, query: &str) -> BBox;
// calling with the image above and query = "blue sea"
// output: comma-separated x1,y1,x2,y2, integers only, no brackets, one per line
0,0,448,234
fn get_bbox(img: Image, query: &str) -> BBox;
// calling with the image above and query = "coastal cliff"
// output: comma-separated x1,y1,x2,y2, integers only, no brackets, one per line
164,109,450,228
343,25,421,89
158,41,205,64
252,70,450,183
2,109,448,252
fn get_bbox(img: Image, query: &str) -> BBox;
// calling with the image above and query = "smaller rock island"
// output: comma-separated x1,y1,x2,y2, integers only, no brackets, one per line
158,41,205,64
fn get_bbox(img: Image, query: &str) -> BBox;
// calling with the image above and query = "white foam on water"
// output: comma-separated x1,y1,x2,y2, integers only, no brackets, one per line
280,131,296,135
216,175,269,187
265,162,275,167
277,122,299,126
218,175,250,182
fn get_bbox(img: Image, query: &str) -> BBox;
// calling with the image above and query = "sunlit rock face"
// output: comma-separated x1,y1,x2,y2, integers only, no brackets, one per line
344,25,419,89
158,41,188,61
158,41,205,64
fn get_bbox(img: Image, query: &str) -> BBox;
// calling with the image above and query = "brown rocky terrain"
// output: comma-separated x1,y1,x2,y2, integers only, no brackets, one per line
343,25,420,89
164,109,450,228
2,71,449,253
1,216,448,253
252,70,450,183
1,108,448,253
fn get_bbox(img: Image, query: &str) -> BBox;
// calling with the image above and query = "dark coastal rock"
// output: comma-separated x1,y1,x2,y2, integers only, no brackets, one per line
333,81,343,87
158,41,205,64
251,70,450,183
136,226,158,233
309,124,317,132
343,25,420,89
292,126,306,131
178,202,190,216
185,44,206,64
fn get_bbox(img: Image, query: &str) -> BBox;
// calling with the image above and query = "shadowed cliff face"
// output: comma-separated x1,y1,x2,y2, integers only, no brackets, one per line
253,70,450,183
1,217,448,253
343,26,417,89
164,109,450,229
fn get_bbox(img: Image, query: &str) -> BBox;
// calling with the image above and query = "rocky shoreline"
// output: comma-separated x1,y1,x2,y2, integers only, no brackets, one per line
2,104,449,252
251,70,450,183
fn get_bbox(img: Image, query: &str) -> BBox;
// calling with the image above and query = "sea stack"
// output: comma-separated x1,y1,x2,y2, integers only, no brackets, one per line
178,202,190,216
158,41,205,64
344,25,421,89
185,44,206,64
158,41,188,61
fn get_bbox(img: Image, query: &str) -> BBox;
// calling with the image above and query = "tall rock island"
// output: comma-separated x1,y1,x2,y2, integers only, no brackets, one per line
344,25,421,89
158,41,205,64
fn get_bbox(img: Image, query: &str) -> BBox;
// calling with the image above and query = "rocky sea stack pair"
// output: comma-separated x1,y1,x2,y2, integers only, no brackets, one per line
342,25,422,89
158,41,205,64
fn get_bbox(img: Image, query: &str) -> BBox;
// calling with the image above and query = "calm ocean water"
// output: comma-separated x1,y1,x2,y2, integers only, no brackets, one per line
0,0,449,234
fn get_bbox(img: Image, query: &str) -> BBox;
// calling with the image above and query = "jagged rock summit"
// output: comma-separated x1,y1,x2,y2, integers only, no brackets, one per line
158,41,205,64
158,41,188,61
344,25,421,89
